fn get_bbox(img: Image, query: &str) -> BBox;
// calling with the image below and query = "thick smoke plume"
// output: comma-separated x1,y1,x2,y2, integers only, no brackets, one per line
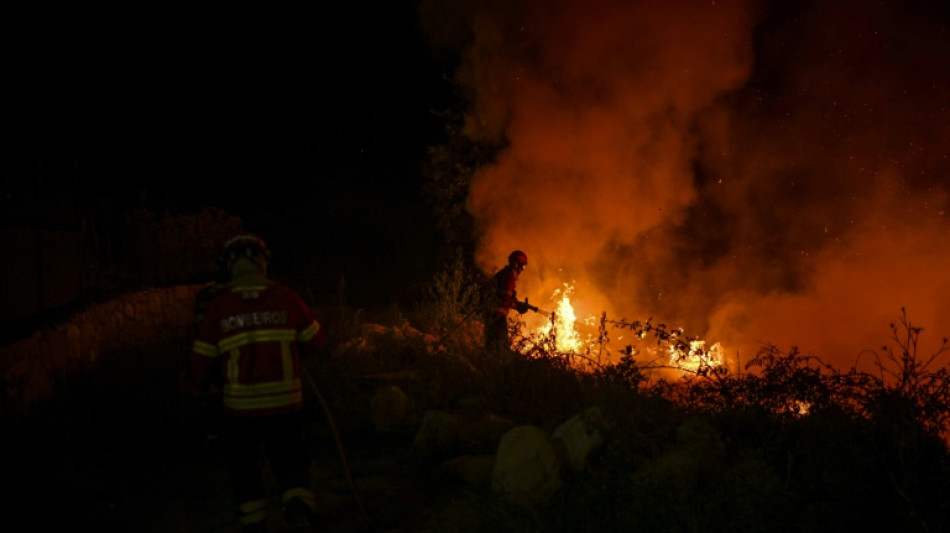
420,0,950,369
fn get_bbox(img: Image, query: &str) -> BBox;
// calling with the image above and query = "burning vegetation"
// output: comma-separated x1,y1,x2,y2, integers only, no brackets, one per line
511,282,727,377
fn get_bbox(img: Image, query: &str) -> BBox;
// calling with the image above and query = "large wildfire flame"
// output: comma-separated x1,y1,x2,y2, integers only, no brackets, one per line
528,283,587,353
515,283,726,377
422,0,950,378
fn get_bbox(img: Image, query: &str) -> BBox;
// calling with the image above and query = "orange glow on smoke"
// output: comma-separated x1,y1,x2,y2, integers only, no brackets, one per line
421,0,950,377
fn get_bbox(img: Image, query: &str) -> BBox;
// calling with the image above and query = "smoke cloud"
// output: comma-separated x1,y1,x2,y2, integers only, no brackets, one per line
419,0,950,369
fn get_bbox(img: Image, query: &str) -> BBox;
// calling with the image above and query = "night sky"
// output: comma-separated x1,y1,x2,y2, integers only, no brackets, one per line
11,1,950,368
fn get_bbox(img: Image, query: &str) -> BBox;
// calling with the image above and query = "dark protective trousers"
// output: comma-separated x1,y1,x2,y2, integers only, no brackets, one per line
484,312,510,352
224,411,312,507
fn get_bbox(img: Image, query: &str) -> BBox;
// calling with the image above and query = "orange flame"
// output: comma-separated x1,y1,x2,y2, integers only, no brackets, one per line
667,339,724,374
517,283,730,376
534,284,589,353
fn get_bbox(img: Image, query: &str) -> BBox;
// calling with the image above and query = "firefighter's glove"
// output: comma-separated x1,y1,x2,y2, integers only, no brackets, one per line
515,301,530,314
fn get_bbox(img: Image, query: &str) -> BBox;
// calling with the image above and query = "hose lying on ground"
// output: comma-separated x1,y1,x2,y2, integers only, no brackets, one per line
302,368,374,531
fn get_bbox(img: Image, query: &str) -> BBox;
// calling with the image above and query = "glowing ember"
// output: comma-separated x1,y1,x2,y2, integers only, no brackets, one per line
668,339,724,374
788,400,812,417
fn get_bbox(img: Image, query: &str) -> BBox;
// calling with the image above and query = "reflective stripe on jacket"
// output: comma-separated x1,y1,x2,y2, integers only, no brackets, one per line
191,281,323,416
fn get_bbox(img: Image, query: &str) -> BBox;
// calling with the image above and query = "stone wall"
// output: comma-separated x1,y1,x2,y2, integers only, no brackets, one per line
0,284,205,415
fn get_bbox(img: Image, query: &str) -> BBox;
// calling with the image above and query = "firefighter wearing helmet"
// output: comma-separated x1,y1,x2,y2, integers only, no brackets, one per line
484,250,530,351
191,234,324,532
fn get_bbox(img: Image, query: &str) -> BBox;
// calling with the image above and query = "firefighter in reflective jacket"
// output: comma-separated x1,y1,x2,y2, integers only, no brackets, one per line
191,234,324,533
484,250,530,351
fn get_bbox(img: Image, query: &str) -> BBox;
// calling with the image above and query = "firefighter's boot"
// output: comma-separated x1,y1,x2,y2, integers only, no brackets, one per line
283,496,316,532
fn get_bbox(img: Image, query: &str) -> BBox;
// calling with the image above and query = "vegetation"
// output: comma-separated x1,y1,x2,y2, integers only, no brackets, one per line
404,258,950,532
533,308,950,533
7,130,949,529
5,245,949,531
416,123,950,529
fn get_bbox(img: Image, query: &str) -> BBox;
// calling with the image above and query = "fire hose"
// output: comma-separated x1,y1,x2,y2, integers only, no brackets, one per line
435,307,481,347
436,298,554,346
302,368,374,531
518,297,553,318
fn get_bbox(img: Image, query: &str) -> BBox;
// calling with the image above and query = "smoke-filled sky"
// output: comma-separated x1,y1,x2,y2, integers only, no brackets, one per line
419,0,950,369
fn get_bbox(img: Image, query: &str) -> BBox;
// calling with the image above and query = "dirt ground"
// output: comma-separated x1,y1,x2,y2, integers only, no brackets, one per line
5,381,463,533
